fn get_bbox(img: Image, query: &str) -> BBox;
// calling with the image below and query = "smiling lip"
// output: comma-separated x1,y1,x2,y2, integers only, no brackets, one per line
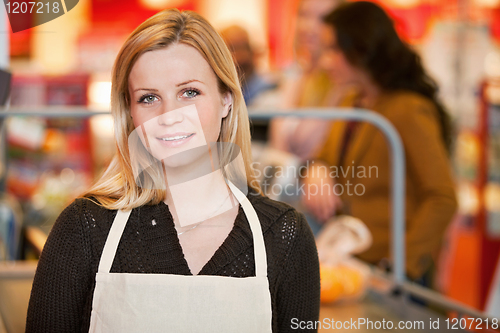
156,132,195,147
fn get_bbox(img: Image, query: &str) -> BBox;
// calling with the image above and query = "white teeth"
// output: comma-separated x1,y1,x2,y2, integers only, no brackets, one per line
160,134,192,141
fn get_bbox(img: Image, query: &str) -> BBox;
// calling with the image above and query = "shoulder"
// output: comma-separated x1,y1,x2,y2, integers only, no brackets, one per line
381,90,433,106
39,197,117,264
72,196,116,215
54,197,118,233
248,191,294,217
248,191,310,237
379,90,437,113
377,90,439,124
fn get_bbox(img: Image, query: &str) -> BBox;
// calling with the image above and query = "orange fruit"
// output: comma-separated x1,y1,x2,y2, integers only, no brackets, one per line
338,266,363,296
320,264,344,303
320,264,364,303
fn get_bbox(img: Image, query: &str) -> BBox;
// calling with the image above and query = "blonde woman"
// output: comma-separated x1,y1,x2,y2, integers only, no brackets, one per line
26,9,320,333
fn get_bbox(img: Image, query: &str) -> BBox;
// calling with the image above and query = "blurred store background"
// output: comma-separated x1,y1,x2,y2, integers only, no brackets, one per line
1,0,500,332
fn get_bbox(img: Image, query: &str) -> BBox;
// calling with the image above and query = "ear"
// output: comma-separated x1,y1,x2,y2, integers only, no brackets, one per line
221,92,233,119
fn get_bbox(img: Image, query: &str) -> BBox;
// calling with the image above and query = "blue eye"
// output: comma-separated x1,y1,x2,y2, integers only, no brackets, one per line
138,94,158,105
182,89,200,98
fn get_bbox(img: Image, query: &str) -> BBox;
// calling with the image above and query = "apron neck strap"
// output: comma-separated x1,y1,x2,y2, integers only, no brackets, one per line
97,182,268,278
98,209,132,273
227,181,268,278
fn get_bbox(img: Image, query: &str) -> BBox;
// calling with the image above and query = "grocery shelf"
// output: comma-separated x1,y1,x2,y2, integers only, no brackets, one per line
0,107,110,118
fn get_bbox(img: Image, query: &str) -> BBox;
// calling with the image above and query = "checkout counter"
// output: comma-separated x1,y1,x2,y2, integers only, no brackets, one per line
0,261,36,333
0,260,494,333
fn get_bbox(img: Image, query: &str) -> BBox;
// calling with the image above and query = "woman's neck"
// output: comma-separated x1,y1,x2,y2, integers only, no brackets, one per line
356,75,381,109
164,167,235,229
297,50,322,74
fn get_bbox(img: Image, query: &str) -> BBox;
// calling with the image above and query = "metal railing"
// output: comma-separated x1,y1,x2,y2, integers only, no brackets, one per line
249,108,406,286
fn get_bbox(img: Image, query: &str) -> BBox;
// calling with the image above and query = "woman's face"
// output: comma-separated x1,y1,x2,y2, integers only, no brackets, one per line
320,25,364,85
128,43,232,168
296,0,339,58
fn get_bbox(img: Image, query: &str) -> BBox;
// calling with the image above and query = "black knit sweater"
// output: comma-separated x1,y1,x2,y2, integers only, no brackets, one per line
26,189,320,332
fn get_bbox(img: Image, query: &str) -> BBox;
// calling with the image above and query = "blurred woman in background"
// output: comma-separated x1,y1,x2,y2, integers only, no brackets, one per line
269,0,344,161
303,1,458,282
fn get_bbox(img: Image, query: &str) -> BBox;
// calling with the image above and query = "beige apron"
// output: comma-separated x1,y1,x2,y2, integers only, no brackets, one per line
88,181,273,333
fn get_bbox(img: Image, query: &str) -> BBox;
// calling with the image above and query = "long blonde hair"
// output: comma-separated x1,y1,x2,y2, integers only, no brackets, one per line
81,9,261,210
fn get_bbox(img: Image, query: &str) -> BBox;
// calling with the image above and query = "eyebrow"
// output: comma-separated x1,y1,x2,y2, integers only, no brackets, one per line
176,79,204,87
132,80,204,93
132,88,158,93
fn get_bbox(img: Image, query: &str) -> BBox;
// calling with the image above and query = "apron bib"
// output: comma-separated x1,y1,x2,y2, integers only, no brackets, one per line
88,181,273,332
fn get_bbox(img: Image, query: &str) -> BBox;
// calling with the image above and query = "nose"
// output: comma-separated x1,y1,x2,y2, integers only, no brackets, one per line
157,103,185,126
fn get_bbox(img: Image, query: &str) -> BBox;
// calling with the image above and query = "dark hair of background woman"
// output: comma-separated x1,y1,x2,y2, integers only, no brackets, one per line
323,1,453,153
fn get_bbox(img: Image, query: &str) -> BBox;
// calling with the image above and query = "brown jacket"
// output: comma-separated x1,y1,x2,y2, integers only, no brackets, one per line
316,90,458,279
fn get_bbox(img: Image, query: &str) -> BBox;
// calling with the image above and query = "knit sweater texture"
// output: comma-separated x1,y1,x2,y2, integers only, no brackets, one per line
26,188,321,332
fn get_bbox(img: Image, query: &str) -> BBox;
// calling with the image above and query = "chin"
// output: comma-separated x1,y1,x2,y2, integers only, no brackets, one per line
161,155,198,169
160,144,212,172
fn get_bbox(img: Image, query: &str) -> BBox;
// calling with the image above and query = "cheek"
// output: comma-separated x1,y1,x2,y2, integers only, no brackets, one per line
310,18,324,36
130,107,146,128
130,110,140,128
130,106,159,129
196,104,223,141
